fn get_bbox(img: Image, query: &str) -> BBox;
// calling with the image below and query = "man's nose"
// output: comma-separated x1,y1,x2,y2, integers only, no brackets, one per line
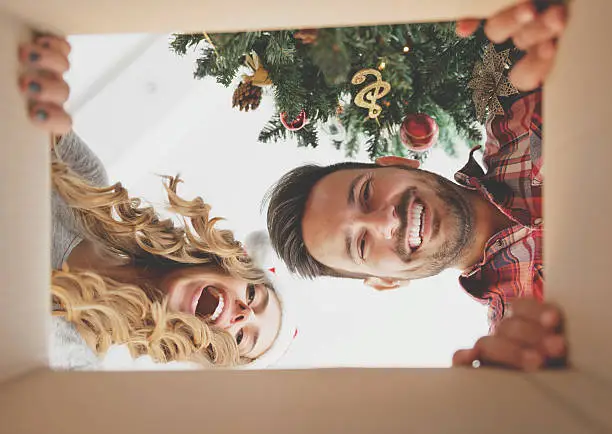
364,205,398,240
231,300,254,325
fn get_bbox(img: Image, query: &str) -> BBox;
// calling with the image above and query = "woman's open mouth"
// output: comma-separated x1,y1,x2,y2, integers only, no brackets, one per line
192,286,225,323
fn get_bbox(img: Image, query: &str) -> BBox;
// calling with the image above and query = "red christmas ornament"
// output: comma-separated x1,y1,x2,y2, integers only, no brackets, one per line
400,113,439,152
280,110,309,131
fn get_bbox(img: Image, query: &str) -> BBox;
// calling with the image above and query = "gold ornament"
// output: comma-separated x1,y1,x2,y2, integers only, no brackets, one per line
351,68,392,120
242,53,273,87
201,31,220,58
468,43,519,122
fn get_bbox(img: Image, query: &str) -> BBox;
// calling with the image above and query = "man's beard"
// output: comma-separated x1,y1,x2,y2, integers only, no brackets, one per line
394,171,475,279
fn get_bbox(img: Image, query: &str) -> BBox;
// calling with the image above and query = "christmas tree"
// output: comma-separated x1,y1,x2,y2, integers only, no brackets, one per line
170,23,491,161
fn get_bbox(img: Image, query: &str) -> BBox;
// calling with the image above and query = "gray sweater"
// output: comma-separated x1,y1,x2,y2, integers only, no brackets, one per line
50,132,109,370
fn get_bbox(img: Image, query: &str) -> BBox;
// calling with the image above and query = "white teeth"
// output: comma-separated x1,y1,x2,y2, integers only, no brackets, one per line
408,202,424,250
209,293,224,322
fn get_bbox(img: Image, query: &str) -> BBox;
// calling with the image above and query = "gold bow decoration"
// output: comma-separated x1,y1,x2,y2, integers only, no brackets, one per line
242,53,273,87
468,43,519,122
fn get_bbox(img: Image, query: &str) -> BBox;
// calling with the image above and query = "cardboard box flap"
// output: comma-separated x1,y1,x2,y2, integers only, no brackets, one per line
0,369,599,434
545,0,612,383
0,11,50,385
0,0,611,432
0,0,516,34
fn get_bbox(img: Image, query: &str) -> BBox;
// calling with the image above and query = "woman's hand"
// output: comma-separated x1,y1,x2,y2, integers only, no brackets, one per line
18,35,72,135
453,298,567,371
457,2,568,91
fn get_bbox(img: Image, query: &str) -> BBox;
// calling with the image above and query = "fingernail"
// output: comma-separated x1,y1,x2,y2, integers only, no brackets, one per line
545,8,565,31
28,81,41,93
522,350,543,371
544,335,565,356
541,309,558,327
34,109,48,122
29,51,40,62
517,8,535,23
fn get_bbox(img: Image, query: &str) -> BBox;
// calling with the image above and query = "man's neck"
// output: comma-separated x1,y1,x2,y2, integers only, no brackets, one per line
458,190,513,271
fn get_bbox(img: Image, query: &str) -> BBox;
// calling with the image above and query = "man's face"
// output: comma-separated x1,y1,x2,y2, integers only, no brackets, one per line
301,164,475,283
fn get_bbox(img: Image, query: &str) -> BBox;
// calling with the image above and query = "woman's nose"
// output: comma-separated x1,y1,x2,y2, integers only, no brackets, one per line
231,300,253,325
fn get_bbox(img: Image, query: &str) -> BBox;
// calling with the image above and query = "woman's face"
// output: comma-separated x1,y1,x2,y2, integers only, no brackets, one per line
160,267,281,360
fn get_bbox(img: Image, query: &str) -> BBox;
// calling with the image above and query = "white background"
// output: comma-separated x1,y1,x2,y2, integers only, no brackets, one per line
65,33,489,369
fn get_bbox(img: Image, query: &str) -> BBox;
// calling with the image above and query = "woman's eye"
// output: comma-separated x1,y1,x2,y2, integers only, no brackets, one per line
236,329,244,345
247,284,256,304
359,236,366,260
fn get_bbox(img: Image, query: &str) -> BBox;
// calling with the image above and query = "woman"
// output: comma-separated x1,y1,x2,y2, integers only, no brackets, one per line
19,34,295,370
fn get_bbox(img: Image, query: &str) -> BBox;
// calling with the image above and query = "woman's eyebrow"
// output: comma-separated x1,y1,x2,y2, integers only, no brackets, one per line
259,285,270,310
246,330,259,356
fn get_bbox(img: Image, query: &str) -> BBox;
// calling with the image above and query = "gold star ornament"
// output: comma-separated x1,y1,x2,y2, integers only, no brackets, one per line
468,43,519,122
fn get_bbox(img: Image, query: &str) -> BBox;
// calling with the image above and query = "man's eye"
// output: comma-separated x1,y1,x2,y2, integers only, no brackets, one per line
363,180,371,202
236,329,244,345
247,284,256,304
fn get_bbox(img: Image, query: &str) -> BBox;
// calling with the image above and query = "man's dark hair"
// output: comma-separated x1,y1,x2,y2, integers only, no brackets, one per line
264,161,377,280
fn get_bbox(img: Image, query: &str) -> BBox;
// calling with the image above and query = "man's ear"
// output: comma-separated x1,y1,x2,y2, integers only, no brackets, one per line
364,276,411,291
375,155,420,169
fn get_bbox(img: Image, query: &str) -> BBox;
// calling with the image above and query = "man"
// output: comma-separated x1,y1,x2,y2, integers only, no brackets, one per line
265,2,568,370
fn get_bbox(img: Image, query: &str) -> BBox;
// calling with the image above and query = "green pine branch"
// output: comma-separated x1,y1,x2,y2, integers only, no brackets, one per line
172,22,491,160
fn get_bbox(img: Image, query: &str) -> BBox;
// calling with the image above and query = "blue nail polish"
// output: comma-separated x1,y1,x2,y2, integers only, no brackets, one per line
29,51,40,62
35,110,48,121
28,82,41,93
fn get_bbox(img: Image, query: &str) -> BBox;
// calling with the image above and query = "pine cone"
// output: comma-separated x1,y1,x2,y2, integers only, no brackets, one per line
232,81,263,112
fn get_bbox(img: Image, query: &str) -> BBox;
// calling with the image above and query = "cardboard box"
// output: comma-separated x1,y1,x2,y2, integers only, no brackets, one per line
0,0,610,432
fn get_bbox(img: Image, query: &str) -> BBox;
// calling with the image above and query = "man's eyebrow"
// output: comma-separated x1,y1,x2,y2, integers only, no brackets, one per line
345,231,354,263
345,173,366,264
347,173,365,206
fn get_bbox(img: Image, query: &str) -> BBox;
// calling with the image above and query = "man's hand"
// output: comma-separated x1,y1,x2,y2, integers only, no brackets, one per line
457,2,567,91
453,299,567,371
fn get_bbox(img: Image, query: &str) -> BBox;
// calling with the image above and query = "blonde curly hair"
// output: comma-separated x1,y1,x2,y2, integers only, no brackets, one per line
51,153,266,367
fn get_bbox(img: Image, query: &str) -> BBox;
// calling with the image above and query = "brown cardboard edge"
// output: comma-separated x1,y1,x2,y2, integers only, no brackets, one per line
544,0,612,384
0,9,50,385
0,0,611,431
0,0,517,34
0,368,598,434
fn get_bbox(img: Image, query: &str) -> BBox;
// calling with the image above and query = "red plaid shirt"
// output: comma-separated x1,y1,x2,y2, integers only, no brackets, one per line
454,90,544,333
